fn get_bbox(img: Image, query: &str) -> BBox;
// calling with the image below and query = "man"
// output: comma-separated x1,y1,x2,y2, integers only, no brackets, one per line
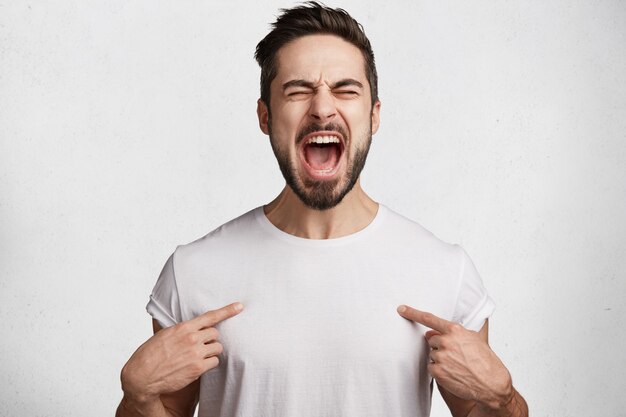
117,3,528,417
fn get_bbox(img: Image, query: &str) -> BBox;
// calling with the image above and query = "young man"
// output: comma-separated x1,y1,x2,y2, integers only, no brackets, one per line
117,3,528,417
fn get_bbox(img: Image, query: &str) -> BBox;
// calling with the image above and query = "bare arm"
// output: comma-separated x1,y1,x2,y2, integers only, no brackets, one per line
116,303,243,417
436,321,529,417
439,383,528,417
464,388,528,417
116,321,200,417
397,307,529,417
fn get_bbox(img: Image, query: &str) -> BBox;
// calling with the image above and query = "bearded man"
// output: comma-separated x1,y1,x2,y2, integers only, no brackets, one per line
116,3,528,417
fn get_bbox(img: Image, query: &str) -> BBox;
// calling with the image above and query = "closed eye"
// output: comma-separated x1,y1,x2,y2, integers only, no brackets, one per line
335,90,359,97
287,90,313,97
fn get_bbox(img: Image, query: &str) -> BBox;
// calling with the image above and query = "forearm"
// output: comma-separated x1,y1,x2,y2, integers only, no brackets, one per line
115,394,174,417
469,387,528,417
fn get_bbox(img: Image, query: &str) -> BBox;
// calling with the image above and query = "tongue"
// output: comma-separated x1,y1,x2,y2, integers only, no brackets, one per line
305,144,339,170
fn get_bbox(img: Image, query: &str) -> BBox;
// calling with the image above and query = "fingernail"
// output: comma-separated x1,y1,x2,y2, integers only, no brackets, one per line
234,302,243,311
397,305,406,313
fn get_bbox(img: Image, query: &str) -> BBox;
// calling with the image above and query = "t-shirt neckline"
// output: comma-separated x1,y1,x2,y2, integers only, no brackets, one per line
254,203,387,247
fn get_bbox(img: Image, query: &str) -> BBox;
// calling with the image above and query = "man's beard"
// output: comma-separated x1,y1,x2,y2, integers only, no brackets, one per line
269,121,372,211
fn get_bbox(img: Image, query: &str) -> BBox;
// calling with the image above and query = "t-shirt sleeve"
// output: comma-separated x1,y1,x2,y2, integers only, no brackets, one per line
145,253,183,329
451,246,496,332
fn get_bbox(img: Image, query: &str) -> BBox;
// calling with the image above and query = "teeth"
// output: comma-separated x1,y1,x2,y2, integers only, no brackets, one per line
307,135,340,145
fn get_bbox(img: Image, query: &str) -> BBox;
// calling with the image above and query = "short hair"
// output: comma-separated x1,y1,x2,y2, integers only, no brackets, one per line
254,1,378,108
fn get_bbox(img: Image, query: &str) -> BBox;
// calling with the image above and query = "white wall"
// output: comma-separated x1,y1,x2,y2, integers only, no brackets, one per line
1,1,624,416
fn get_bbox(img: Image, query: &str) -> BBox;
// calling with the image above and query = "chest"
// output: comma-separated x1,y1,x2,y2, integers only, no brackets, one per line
181,245,456,375
184,247,452,415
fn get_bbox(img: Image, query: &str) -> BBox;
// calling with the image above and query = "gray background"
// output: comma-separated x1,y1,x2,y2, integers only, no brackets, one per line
1,1,625,416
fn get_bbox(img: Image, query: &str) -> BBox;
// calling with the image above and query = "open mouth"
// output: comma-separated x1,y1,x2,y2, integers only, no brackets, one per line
299,132,345,179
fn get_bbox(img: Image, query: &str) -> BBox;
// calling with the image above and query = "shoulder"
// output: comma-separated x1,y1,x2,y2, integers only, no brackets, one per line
172,207,264,263
380,205,463,259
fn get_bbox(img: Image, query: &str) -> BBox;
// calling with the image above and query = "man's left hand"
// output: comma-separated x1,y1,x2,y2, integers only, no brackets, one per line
397,305,514,410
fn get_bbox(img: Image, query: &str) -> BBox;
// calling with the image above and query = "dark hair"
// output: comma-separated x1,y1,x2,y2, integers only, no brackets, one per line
254,1,378,108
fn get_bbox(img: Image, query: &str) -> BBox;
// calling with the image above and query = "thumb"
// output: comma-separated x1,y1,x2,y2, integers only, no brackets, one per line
425,329,441,340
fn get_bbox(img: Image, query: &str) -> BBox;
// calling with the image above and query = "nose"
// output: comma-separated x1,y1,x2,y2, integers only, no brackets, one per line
309,88,337,124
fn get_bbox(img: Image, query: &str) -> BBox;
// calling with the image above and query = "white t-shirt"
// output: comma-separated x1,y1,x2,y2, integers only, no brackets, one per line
147,204,495,417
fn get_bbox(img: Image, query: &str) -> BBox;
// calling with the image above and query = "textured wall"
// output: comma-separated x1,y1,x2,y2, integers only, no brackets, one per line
1,1,624,416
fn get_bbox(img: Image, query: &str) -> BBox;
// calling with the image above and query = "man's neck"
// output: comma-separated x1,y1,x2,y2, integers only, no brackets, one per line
263,180,379,240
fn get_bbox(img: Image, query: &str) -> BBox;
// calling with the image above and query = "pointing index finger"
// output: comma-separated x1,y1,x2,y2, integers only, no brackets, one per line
397,305,452,333
194,302,244,329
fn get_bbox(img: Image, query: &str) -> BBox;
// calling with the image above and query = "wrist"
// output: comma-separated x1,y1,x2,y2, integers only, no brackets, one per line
476,384,516,417
120,367,161,410
119,392,163,416
122,391,161,407
476,371,515,414
472,386,528,417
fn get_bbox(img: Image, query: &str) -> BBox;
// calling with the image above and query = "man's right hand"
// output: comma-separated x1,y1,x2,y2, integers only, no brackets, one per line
120,302,244,405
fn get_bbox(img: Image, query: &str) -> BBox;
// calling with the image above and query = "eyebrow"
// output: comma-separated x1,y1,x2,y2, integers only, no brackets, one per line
282,78,364,91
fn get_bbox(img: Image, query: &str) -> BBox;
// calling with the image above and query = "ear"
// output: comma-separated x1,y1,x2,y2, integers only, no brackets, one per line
371,100,381,135
257,99,270,135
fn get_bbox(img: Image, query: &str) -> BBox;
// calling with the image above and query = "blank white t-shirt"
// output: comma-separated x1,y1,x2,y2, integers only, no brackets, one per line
147,204,495,417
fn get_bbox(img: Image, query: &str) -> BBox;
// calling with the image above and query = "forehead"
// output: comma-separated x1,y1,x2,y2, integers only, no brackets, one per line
274,34,367,84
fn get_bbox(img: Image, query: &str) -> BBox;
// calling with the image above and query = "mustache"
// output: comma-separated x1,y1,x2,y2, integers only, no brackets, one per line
296,123,348,145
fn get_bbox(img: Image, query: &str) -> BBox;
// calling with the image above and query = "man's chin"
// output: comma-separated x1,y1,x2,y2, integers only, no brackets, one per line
272,146,359,210
298,196,345,211
302,175,342,189
293,175,358,211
